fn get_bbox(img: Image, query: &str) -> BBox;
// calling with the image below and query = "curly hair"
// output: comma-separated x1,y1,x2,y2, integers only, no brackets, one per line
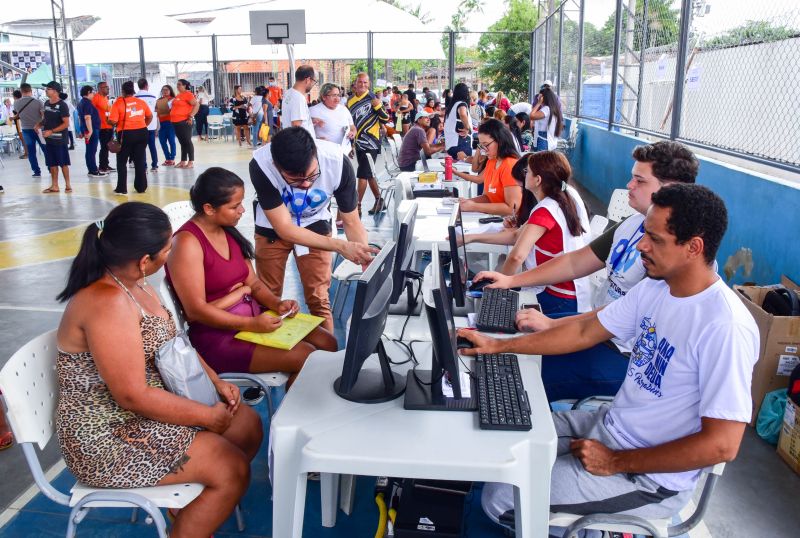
632,141,699,183
650,183,727,265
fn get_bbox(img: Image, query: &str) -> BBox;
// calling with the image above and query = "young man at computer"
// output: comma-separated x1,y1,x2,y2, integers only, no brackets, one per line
458,183,758,530
249,127,377,332
472,141,699,401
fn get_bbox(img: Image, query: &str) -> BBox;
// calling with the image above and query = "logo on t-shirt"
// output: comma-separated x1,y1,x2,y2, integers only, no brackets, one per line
281,188,329,217
629,316,675,398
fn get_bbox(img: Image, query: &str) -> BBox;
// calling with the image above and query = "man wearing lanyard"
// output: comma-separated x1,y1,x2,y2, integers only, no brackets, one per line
472,141,700,400
249,126,377,332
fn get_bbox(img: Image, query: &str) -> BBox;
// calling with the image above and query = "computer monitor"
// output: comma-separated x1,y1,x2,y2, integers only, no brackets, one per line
390,202,418,305
334,241,406,404
404,243,477,411
447,203,470,308
419,149,430,172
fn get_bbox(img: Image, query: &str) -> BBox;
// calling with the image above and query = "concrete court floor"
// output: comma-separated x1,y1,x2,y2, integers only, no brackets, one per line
0,136,799,537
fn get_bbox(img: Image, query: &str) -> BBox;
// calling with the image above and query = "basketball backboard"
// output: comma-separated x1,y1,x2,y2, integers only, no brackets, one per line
249,10,306,45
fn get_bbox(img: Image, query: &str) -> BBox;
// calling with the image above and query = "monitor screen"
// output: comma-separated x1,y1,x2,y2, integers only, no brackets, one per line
390,202,418,305
334,241,406,404
447,203,470,308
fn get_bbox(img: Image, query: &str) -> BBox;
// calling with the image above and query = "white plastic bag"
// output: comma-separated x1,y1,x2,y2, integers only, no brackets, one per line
156,333,218,407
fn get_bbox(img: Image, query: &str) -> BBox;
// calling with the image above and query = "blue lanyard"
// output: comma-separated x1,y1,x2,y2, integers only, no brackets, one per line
286,185,310,227
610,222,645,272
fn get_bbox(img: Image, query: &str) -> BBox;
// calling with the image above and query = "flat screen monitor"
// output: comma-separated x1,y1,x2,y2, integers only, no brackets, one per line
419,149,430,172
404,243,477,411
390,202,418,305
447,203,470,308
334,241,405,404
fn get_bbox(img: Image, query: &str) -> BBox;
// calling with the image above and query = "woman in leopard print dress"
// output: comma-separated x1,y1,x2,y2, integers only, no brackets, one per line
55,202,263,538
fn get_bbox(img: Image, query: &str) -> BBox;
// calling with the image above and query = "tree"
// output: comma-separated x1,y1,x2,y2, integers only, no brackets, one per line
478,0,541,101
704,20,798,48
593,0,680,57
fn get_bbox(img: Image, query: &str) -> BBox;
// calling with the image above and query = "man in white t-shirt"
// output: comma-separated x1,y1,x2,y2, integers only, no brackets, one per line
282,64,316,138
475,141,700,401
460,183,758,532
135,78,159,172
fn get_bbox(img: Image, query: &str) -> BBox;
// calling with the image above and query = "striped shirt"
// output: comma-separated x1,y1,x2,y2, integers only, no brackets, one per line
347,92,389,151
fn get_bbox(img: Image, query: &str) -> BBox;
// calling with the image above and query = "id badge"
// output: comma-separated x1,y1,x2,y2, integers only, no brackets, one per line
294,244,310,257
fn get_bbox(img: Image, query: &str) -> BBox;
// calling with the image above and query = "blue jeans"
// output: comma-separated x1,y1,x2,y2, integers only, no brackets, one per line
252,111,264,146
540,310,629,402
84,130,99,173
536,290,577,316
22,129,46,175
158,121,176,161
147,130,158,168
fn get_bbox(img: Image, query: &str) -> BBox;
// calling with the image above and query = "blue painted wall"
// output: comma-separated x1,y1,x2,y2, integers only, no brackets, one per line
570,123,800,286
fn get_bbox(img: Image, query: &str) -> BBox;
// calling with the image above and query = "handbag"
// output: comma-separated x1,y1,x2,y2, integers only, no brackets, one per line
107,97,125,153
258,123,270,143
155,333,219,407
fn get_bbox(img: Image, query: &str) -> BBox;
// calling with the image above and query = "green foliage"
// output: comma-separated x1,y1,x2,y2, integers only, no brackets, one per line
478,0,540,101
593,0,680,56
704,20,797,48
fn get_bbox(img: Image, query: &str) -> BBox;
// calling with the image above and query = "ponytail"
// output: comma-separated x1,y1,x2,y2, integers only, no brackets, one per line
528,151,585,237
57,202,172,302
56,223,105,302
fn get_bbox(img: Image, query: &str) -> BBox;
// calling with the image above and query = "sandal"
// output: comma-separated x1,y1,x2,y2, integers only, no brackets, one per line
65,187,73,193
42,187,59,193
0,431,13,451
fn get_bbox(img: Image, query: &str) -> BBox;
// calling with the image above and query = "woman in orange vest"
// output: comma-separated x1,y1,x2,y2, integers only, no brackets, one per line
171,79,199,169
109,81,153,194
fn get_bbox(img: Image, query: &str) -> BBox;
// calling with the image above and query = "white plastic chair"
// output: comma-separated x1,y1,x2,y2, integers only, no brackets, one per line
365,152,394,216
607,189,636,223
149,272,289,418
391,132,403,150
0,330,246,538
207,115,226,141
589,215,609,239
549,462,726,538
161,201,194,231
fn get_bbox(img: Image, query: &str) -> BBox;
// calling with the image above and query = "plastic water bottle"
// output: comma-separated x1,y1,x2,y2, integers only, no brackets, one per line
444,155,453,181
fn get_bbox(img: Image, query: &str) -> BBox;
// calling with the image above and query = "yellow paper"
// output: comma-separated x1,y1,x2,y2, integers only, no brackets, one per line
234,311,324,350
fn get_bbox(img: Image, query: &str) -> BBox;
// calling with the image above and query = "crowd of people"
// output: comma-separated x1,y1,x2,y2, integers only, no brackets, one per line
1,67,761,538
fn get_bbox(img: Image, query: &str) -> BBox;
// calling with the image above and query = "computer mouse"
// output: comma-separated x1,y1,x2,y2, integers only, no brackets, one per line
456,336,475,349
468,278,493,292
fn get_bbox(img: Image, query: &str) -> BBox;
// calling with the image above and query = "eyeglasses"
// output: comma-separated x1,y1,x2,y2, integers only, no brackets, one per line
478,140,496,151
280,163,321,186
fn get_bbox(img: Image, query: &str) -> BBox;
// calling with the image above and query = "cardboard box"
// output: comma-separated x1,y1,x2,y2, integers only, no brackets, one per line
733,276,800,425
777,398,800,476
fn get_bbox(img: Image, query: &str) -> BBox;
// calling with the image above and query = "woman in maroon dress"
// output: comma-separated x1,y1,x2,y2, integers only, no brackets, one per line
166,167,337,386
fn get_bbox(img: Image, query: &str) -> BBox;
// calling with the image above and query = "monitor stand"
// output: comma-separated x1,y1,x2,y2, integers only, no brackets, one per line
334,341,406,404
388,279,424,316
403,370,477,411
451,296,475,318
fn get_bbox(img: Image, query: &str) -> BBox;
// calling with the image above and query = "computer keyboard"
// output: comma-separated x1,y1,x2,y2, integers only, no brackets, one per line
476,288,519,333
475,354,532,431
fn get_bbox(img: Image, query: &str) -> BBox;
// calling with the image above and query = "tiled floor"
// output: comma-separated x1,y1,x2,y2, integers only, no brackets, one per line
1,139,798,537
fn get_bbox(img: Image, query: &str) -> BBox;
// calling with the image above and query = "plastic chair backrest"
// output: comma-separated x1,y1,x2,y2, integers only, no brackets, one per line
0,330,59,450
607,189,636,223
162,201,194,231
207,115,224,125
590,215,609,239
364,151,379,179
392,133,403,148
158,278,189,333
208,107,222,115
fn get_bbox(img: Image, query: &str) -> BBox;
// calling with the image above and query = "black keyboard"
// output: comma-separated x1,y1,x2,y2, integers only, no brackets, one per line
476,288,519,333
475,354,532,431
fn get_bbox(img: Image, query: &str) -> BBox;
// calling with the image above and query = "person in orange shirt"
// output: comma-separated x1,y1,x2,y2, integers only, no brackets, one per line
452,118,521,216
92,81,114,173
170,79,199,169
109,81,153,194
267,76,282,129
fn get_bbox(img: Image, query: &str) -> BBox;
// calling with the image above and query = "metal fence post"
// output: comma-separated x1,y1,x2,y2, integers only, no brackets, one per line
557,4,564,93
544,15,551,82
67,39,78,103
635,0,650,131
575,0,586,117
211,34,220,100
48,37,56,80
670,0,693,140
367,31,374,84
448,30,456,87
608,0,624,130
138,37,146,80
529,30,536,101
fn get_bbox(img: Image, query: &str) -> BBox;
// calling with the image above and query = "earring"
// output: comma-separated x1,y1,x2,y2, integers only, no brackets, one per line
140,266,148,287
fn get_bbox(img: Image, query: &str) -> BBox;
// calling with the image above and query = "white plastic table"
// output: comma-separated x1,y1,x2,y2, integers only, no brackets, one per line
269,346,557,537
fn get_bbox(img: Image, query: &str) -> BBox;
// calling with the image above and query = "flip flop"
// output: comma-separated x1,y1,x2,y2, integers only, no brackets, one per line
42,187,59,193
0,431,13,451
65,187,73,193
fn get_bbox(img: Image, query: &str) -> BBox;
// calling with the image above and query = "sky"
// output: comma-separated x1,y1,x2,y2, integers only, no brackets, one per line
3,0,799,36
